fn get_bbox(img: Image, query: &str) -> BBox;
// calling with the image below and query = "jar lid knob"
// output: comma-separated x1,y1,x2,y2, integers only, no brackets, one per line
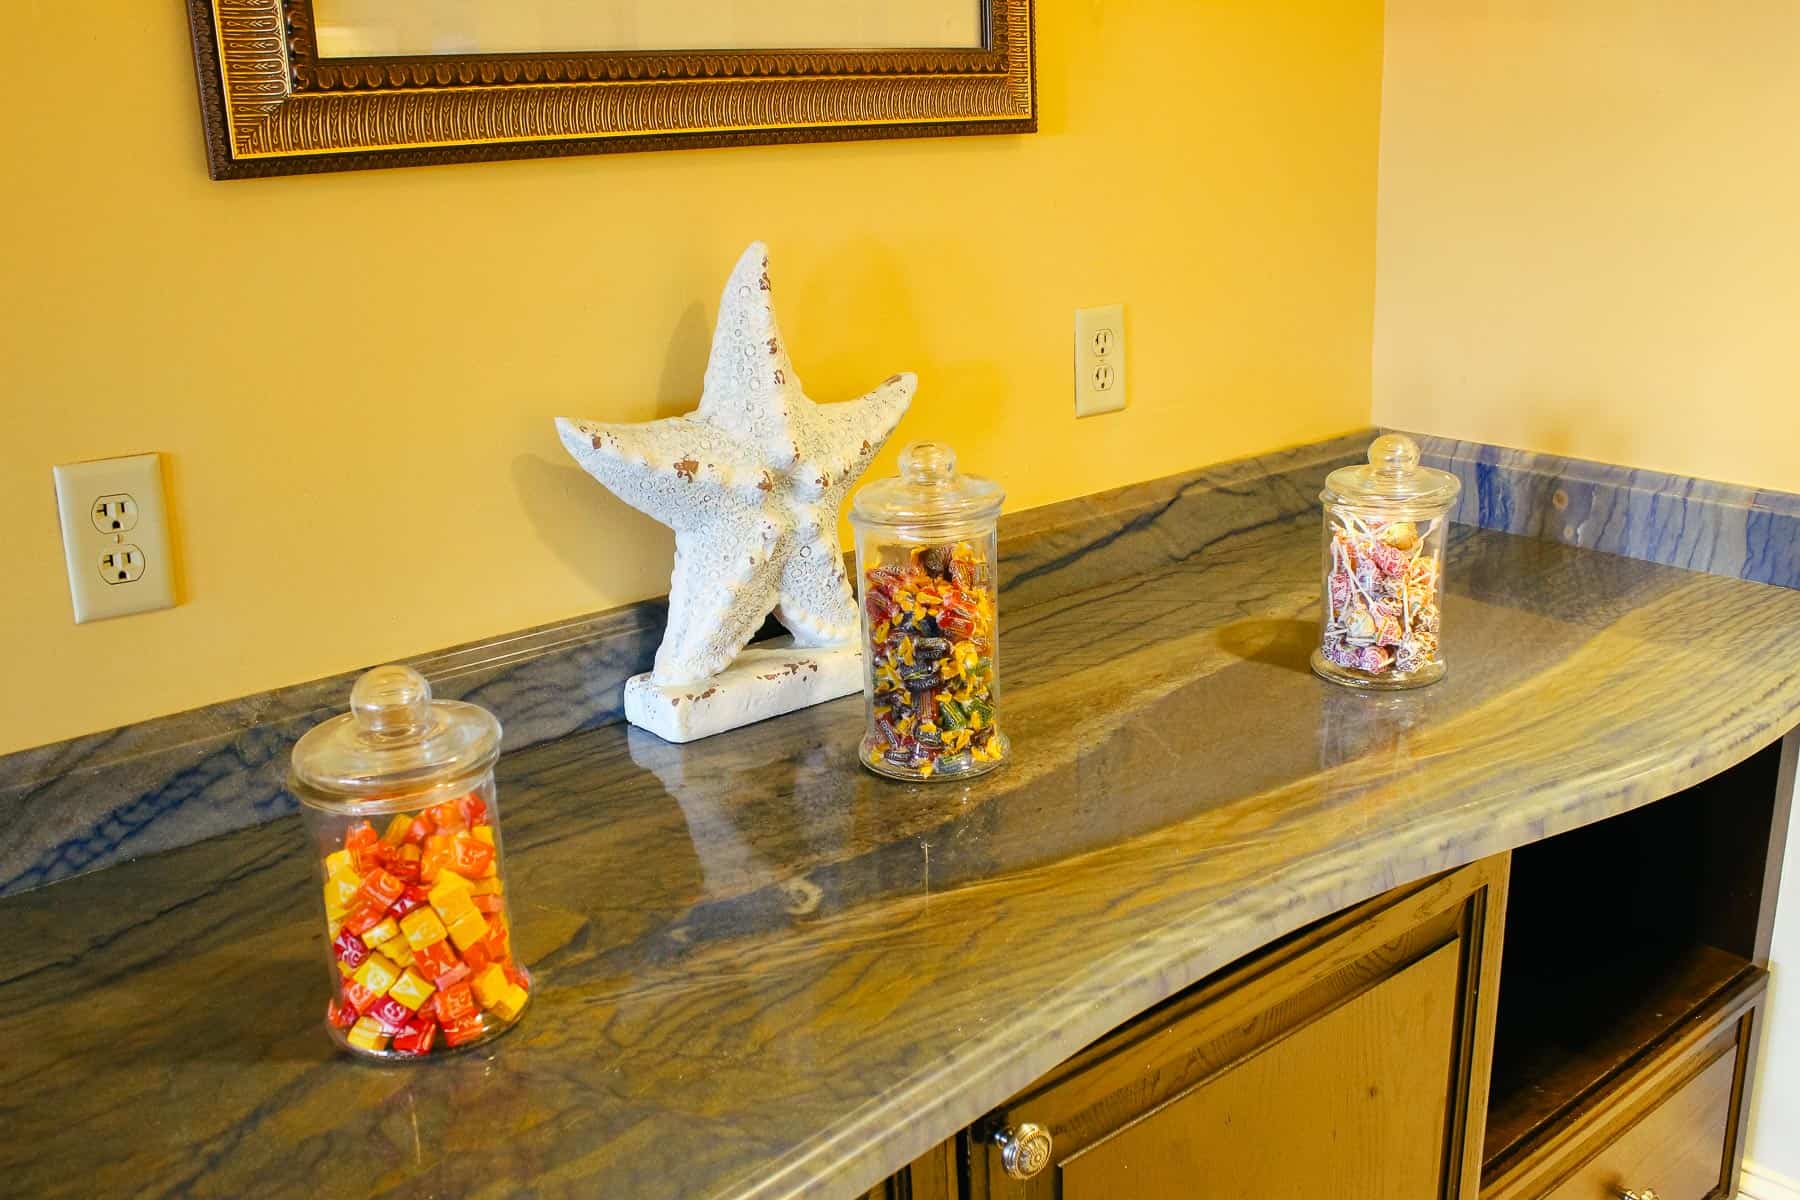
898,441,957,486
1368,433,1420,477
350,664,432,737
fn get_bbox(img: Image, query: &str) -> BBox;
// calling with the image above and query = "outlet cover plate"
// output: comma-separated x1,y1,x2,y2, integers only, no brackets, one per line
1075,304,1127,417
52,453,176,623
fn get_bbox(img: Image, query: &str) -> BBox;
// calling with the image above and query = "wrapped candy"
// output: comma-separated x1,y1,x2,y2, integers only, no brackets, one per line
1314,435,1461,690
292,665,532,1060
849,442,1011,781
858,541,1005,778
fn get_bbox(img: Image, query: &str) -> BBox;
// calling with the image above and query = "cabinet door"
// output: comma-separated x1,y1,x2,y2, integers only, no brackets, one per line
967,857,1509,1200
1060,940,1459,1198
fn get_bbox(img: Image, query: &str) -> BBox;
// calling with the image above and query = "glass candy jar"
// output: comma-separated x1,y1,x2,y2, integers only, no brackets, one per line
1313,434,1462,690
850,442,1010,781
291,664,531,1060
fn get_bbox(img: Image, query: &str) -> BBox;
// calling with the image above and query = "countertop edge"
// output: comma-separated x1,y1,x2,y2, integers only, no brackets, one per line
729,681,1800,1200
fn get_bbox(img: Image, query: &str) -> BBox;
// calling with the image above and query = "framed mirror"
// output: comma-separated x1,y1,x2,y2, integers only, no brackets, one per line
187,0,1035,179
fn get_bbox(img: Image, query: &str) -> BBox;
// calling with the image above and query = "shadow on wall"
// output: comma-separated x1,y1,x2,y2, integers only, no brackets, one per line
511,452,669,602
651,301,714,419
509,300,717,600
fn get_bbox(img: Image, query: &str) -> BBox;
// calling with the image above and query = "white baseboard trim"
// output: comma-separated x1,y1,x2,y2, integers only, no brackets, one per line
1742,1160,1800,1200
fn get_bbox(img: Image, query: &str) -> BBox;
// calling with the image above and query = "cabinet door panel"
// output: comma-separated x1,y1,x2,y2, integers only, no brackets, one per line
1059,941,1460,1200
967,858,1509,1200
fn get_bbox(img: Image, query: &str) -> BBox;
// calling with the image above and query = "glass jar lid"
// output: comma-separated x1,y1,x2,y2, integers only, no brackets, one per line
290,664,501,810
850,441,1004,534
1321,433,1461,515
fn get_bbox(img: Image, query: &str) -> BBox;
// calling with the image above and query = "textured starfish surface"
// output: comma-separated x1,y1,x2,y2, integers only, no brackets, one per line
557,243,914,686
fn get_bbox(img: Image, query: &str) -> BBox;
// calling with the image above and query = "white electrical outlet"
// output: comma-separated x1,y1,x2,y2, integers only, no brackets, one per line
99,546,147,584
53,453,176,623
92,494,139,533
1075,304,1127,417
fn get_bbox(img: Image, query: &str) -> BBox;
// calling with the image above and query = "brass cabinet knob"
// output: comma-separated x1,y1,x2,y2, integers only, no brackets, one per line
994,1122,1053,1181
1620,1190,1660,1200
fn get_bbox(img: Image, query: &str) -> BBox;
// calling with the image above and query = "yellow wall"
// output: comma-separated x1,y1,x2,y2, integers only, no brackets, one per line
1,0,1382,756
1374,1,1800,493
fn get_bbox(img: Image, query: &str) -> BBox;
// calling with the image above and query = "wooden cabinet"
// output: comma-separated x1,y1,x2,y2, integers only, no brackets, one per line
1052,943,1463,1199
963,858,1508,1200
874,731,1792,1200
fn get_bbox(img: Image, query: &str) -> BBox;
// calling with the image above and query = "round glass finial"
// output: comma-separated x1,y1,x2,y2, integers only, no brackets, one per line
1369,433,1421,476
291,664,501,806
850,439,1003,532
350,664,432,737
1319,432,1459,513
899,441,957,486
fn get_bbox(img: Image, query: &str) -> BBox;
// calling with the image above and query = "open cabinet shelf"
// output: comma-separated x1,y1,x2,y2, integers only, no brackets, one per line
1481,739,1788,1177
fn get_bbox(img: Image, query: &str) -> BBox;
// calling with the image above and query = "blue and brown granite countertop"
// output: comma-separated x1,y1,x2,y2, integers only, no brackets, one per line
4,471,1800,1199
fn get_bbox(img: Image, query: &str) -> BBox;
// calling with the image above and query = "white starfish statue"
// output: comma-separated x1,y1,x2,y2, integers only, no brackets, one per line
556,242,915,689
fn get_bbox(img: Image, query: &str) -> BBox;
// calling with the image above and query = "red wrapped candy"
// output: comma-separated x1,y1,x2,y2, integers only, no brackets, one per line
391,1016,439,1056
371,996,413,1034
332,929,370,970
457,793,489,828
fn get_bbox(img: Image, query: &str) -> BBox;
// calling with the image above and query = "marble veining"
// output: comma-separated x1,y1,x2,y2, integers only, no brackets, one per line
1405,431,1800,589
12,427,1800,901
0,433,1365,897
0,603,664,896
2,507,1798,1199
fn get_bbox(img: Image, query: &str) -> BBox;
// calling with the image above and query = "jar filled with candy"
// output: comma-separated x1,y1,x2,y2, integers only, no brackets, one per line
290,664,530,1060
1314,434,1462,690
849,441,1009,780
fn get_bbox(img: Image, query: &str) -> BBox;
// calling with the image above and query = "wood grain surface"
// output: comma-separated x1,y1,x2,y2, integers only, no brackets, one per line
967,859,1507,1200
2,513,1798,1200
1538,1049,1735,1200
1057,941,1461,1199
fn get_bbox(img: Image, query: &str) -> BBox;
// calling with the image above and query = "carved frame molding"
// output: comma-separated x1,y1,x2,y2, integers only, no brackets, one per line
187,0,1036,179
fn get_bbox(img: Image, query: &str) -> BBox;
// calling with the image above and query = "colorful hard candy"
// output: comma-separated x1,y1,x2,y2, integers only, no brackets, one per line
862,541,1004,778
316,791,529,1059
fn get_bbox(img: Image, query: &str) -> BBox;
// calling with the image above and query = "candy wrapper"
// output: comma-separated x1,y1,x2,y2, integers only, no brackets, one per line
1319,513,1443,680
850,442,1010,780
317,798,530,1058
1311,434,1460,690
861,541,1005,779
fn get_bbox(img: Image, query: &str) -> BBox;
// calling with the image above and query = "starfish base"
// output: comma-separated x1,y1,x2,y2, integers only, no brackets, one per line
622,638,862,744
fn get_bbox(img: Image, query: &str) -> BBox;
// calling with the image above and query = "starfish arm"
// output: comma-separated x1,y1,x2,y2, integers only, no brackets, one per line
556,416,763,532
772,373,913,645
789,372,916,505
654,515,787,684
772,523,860,647
558,246,917,687
696,242,802,468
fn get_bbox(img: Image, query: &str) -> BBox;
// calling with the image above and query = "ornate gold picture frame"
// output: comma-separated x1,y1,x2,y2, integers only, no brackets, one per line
186,0,1036,179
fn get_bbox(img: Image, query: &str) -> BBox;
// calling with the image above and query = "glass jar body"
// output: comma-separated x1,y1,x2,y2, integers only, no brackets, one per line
854,521,1010,780
302,771,531,1060
1313,503,1451,689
